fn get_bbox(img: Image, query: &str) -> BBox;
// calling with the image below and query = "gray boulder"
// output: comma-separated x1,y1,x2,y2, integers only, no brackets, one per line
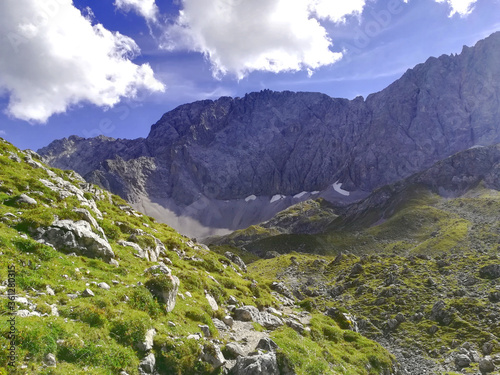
225,251,247,272
200,343,225,368
144,263,172,276
139,353,155,374
206,293,219,311
233,305,283,330
225,342,246,358
44,353,57,367
429,300,454,325
270,282,294,300
479,358,496,373
231,352,280,375
82,288,94,297
98,282,110,290
455,353,471,368
479,264,500,279
73,208,106,239
145,274,180,312
37,220,114,262
234,306,260,322
137,328,156,352
256,338,279,352
17,194,37,206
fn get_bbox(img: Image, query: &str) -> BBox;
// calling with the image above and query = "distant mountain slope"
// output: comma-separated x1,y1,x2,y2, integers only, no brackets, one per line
39,32,500,237
214,143,500,256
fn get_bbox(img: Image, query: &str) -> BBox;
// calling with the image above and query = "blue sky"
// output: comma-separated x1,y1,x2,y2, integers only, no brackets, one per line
0,0,499,151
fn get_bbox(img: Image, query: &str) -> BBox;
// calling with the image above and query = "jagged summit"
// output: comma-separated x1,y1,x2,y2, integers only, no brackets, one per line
39,32,500,237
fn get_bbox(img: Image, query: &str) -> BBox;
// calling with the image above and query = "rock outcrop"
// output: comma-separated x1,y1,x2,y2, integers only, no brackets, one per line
36,219,114,262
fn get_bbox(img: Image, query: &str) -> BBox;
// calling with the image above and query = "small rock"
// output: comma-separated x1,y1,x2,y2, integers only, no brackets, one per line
483,341,494,355
144,263,171,276
489,291,500,302
479,264,500,279
82,288,94,297
225,342,246,358
137,328,156,352
266,307,282,316
455,353,471,368
98,282,110,290
429,300,453,325
139,353,155,374
256,338,279,352
205,293,219,311
46,285,55,296
350,263,363,276
479,358,496,373
200,344,225,368
285,319,305,334
109,259,120,267
228,295,238,305
212,318,228,332
17,194,37,206
232,352,279,375
44,353,57,367
199,324,211,337
386,318,399,331
234,306,259,322
270,282,294,299
223,315,234,328
428,325,439,334
224,251,247,272
395,313,406,323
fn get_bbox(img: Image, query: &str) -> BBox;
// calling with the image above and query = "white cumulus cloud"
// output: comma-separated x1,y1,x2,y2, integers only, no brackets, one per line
308,0,366,23
114,0,159,21
162,0,366,79
435,0,478,17
0,0,165,123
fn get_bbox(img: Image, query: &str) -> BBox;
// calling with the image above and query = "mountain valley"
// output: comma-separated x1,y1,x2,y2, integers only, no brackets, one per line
1,31,500,375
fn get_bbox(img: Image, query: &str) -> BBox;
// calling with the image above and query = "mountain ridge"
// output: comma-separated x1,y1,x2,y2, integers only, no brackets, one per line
38,31,500,237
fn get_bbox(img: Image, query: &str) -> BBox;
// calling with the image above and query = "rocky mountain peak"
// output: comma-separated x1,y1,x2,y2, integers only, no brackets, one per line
39,32,500,237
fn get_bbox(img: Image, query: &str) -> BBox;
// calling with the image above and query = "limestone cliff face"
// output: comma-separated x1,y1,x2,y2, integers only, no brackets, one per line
38,32,500,235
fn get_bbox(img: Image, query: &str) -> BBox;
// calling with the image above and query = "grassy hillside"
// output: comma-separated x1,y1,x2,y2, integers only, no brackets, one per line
210,148,500,373
0,138,395,375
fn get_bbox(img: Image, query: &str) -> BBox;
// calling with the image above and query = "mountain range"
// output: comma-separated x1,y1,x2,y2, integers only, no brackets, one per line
39,31,500,238
3,31,500,375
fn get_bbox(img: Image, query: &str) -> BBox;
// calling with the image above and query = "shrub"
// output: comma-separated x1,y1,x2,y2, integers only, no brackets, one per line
110,314,149,347
129,286,163,318
70,306,107,327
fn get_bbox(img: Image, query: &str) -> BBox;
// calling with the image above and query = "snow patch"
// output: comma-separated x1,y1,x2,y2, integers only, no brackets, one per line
311,191,320,195
270,194,285,203
333,181,350,196
293,191,308,199
245,195,257,202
